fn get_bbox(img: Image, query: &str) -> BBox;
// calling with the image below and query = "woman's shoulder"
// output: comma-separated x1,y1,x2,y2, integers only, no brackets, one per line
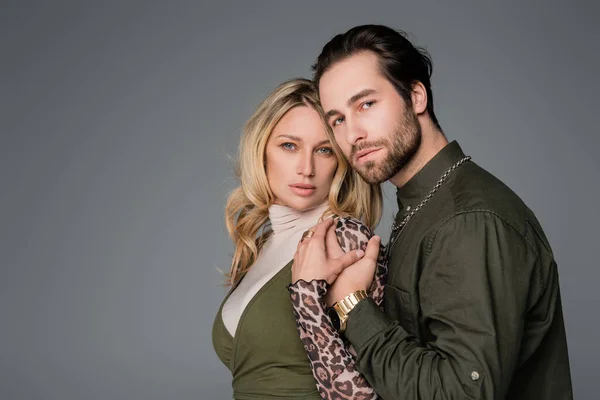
334,215,374,252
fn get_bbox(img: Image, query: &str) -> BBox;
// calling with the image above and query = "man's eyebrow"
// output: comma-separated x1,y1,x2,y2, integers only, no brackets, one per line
347,88,376,107
324,88,377,121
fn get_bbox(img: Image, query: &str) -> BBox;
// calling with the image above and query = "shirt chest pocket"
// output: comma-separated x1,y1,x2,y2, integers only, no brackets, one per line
384,284,416,335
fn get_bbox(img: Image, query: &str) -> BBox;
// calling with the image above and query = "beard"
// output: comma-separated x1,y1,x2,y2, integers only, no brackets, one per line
350,107,422,184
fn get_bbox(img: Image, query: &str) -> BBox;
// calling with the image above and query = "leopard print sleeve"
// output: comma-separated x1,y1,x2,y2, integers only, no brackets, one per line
335,217,387,308
287,216,388,400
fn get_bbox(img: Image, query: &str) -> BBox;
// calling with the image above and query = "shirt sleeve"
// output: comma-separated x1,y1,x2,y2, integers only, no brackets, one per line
287,216,387,399
344,211,542,399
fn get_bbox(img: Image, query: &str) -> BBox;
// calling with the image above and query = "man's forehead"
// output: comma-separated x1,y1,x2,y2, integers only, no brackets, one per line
319,53,382,95
320,76,383,110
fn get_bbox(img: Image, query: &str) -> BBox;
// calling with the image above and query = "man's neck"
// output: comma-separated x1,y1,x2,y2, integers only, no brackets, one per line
389,125,448,188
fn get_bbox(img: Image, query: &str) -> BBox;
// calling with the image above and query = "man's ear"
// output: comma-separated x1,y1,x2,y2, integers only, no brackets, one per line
411,81,427,115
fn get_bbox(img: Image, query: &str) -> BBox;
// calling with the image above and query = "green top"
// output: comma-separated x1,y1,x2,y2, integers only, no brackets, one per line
345,141,573,399
212,260,321,399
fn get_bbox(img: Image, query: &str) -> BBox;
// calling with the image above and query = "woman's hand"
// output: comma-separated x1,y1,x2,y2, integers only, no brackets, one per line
291,218,365,284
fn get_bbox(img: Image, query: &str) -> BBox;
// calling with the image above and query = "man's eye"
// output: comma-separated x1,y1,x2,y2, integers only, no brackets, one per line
361,101,374,110
332,116,344,127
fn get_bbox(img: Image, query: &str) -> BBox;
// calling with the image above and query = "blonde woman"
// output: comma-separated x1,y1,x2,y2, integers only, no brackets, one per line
212,78,386,399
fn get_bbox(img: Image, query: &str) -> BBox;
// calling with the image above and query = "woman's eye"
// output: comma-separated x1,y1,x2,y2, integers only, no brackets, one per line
317,147,333,155
281,142,296,150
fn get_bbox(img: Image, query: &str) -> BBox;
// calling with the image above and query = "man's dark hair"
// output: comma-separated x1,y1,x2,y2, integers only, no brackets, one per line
312,24,440,130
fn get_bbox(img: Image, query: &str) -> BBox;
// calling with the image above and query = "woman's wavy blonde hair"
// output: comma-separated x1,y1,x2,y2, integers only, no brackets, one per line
224,78,382,286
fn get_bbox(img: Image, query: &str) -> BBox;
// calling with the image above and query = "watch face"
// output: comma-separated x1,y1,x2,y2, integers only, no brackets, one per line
327,307,341,331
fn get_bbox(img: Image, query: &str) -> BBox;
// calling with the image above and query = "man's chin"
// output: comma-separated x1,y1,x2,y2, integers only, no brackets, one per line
354,164,390,185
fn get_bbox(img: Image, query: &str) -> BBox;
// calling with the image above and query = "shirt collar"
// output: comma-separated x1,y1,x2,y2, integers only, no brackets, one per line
268,201,329,235
396,141,467,210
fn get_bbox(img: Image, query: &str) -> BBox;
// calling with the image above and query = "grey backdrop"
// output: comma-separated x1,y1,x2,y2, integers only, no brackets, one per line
1,0,598,399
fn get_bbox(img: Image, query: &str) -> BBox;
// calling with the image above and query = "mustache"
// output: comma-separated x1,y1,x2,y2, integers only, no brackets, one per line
349,139,388,159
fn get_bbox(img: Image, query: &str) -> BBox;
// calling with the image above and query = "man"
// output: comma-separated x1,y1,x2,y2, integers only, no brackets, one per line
293,25,573,399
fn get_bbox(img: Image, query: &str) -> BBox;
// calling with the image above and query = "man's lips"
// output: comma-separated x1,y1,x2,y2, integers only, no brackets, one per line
354,148,381,163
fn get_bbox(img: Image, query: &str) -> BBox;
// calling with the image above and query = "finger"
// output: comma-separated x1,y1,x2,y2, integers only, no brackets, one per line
296,236,304,251
325,220,344,258
296,237,309,257
300,229,314,243
332,247,366,276
358,236,381,278
297,230,311,251
311,217,334,239
363,235,381,262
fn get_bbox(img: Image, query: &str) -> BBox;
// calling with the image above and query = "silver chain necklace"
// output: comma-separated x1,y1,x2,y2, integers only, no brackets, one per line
385,156,472,258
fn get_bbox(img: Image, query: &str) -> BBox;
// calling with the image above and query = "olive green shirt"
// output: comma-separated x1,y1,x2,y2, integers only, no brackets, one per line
345,141,573,399
212,261,321,399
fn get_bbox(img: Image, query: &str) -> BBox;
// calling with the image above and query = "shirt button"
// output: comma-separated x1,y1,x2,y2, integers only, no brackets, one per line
406,205,411,211
471,371,480,381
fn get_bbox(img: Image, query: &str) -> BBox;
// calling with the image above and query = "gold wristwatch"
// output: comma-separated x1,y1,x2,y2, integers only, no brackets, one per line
327,290,368,333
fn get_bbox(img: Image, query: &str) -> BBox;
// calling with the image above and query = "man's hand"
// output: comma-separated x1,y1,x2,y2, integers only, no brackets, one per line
292,217,365,284
325,232,380,306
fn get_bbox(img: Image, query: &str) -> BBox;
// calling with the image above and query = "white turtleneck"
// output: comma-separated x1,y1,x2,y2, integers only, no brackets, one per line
221,201,329,337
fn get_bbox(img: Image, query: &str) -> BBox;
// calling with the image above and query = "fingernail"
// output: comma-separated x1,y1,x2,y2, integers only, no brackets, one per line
356,250,365,258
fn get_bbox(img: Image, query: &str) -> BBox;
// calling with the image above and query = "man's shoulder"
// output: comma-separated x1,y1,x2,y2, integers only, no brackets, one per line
447,161,528,224
442,161,552,255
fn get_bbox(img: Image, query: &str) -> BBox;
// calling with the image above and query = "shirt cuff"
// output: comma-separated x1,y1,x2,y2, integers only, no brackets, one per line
287,279,329,296
345,297,393,349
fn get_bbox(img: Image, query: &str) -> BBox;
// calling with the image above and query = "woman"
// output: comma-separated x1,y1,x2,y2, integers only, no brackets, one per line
212,78,384,399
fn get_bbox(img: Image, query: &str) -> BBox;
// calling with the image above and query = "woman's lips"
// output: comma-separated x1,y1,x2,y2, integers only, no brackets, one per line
289,184,316,196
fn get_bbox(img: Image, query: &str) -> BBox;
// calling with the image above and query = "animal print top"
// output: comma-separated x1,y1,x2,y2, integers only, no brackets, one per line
287,216,388,400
